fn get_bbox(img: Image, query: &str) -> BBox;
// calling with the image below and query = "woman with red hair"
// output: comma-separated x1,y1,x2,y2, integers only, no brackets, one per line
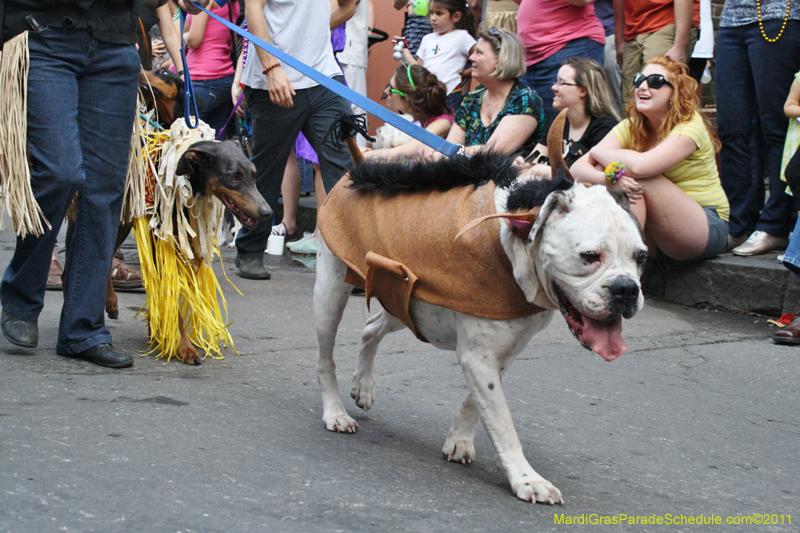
571,55,729,262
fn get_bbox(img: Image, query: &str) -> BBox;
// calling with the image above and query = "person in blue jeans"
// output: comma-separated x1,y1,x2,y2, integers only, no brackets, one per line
717,0,800,256
517,0,606,125
0,0,207,368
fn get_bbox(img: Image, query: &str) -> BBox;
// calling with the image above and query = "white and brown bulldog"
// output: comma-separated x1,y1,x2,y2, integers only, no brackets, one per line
313,113,647,504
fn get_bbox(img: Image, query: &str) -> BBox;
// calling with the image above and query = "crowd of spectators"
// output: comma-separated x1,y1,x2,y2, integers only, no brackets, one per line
4,0,800,367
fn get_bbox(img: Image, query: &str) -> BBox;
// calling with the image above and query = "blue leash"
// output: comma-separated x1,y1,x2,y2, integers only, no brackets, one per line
184,2,460,156
179,9,201,128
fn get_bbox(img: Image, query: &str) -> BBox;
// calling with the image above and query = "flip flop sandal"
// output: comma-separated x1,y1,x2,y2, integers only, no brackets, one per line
110,257,143,290
46,258,63,291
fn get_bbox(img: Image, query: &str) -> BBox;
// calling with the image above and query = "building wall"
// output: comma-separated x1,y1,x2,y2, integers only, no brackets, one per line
365,5,406,135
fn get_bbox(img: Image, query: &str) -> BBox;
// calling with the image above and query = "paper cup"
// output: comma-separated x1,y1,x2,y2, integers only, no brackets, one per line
266,234,285,255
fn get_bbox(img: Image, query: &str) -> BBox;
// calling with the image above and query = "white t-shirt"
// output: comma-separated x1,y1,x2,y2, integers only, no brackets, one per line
337,0,369,68
416,29,476,94
691,0,714,59
241,0,342,91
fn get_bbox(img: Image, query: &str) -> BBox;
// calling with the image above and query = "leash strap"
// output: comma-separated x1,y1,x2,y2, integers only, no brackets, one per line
179,10,201,128
189,2,459,156
216,91,245,140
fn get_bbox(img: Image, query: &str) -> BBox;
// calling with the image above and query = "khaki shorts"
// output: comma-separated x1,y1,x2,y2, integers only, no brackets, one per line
621,25,699,105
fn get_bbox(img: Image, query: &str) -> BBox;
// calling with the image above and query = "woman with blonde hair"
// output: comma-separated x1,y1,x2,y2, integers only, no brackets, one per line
525,57,620,170
571,55,729,261
364,63,453,160
420,27,546,159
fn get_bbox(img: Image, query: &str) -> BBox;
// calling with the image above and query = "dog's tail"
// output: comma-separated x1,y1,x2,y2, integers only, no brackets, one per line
326,114,375,165
547,109,574,183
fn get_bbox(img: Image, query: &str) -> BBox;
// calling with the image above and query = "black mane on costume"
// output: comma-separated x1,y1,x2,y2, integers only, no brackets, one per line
505,166,574,211
347,152,520,194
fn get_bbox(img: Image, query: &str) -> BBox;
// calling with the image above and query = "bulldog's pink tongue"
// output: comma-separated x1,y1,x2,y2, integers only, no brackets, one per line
582,315,627,361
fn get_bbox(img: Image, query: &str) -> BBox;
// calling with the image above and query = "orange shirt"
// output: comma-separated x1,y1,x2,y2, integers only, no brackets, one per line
624,0,701,41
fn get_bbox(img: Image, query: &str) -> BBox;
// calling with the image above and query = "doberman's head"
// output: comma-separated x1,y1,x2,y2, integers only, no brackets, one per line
139,69,185,127
176,141,272,228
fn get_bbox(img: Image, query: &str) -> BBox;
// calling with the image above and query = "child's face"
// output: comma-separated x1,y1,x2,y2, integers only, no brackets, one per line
429,3,461,34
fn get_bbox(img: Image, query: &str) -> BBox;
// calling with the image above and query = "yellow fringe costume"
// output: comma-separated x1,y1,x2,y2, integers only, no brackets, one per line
1,33,238,362
130,117,240,361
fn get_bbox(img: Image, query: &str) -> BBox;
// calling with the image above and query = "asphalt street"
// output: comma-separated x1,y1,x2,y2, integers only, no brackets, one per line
0,229,797,533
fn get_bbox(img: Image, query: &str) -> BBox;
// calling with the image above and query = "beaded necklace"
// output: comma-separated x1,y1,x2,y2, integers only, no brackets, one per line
757,0,792,43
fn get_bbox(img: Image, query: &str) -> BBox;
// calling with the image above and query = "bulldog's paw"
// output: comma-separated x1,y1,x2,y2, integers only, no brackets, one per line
323,411,359,434
442,433,476,464
350,379,375,411
513,478,563,505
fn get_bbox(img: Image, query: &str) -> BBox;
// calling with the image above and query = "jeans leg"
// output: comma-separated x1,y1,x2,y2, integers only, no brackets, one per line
750,20,800,237
716,26,759,238
58,35,140,354
235,87,307,257
783,215,800,276
193,74,235,136
0,29,86,323
520,38,604,125
301,78,355,194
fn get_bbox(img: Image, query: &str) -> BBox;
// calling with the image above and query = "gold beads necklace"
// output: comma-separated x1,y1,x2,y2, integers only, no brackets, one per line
757,0,793,43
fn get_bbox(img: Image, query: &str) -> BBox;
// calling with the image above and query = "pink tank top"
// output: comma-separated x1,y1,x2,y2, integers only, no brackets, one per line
185,2,240,80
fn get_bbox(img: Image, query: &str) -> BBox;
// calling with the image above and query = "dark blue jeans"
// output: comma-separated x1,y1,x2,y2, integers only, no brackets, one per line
716,20,800,239
237,78,353,258
193,73,235,137
0,28,140,354
520,37,604,125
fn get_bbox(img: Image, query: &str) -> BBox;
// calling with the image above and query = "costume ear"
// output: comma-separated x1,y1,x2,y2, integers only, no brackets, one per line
503,211,539,241
547,109,575,182
455,209,540,241
176,147,212,176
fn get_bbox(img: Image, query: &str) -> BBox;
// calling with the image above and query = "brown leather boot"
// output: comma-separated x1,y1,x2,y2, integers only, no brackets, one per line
773,311,800,345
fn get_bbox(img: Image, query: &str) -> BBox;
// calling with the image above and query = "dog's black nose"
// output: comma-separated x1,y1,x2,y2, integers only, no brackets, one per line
260,206,273,219
609,277,640,319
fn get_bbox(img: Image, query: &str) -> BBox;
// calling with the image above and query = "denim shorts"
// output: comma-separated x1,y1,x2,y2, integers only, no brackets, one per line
656,206,729,262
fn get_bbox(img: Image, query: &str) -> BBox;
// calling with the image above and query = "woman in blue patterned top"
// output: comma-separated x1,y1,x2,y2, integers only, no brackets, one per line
420,27,546,159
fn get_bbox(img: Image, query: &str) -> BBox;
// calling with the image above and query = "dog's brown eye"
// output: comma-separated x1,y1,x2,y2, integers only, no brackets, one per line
581,252,601,264
635,251,647,265
229,174,240,182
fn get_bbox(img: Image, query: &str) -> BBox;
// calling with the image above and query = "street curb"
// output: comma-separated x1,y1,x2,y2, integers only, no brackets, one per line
642,251,800,317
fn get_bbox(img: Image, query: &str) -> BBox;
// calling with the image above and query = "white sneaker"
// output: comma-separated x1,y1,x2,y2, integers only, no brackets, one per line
731,230,789,256
287,231,313,249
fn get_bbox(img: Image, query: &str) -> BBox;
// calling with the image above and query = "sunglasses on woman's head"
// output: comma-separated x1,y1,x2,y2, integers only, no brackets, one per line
632,73,673,89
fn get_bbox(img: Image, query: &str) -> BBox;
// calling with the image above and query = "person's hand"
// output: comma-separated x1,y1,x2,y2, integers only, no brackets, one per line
512,155,530,170
177,0,208,15
231,82,246,118
151,38,166,58
266,67,295,108
359,146,372,153
415,144,444,162
615,175,643,204
664,45,687,67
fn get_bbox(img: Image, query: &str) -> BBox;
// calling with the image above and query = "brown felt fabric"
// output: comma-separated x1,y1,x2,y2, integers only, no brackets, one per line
319,175,544,339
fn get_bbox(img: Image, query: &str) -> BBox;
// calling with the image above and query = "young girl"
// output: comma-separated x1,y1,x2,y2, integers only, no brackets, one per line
400,0,477,112
363,64,453,161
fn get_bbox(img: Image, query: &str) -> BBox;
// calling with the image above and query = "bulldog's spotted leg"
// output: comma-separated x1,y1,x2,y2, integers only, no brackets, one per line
442,394,480,464
455,314,563,504
314,238,359,433
350,310,406,411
